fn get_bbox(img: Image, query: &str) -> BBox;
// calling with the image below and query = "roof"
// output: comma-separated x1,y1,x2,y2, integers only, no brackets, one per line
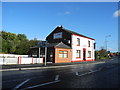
30,42,71,49
47,42,71,49
57,26,95,40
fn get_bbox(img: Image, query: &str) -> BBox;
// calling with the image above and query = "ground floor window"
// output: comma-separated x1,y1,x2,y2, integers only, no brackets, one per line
32,51,37,57
59,51,68,58
88,51,91,58
76,50,81,58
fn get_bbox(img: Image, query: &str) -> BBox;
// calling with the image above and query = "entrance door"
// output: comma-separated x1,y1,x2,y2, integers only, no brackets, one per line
83,48,86,60
49,52,54,62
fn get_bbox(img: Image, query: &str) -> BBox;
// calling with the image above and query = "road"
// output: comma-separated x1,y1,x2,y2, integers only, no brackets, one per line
2,57,120,89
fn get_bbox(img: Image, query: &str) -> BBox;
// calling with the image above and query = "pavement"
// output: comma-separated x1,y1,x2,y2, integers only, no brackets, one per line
1,57,118,71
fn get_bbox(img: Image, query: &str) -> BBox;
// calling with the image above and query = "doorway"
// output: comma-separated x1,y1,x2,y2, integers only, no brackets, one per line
83,48,86,60
49,52,54,62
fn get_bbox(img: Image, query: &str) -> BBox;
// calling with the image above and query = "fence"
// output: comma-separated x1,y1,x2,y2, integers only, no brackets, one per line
0,54,29,58
18,57,43,64
0,58,18,64
0,57,43,65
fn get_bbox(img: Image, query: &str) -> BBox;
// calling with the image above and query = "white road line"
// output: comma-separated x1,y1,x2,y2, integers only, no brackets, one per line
75,72,79,76
55,75,59,81
78,72,91,77
89,69,93,72
22,80,61,89
76,72,88,76
76,69,101,77
13,79,30,90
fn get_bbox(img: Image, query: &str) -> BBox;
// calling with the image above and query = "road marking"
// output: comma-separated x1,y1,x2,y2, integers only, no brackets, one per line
89,69,94,72
76,69,101,77
75,72,79,76
55,75,59,81
76,72,90,76
13,79,30,90
22,80,61,89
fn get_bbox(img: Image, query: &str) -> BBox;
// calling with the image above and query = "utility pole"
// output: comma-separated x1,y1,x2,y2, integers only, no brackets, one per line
39,47,40,61
105,35,111,51
44,41,47,66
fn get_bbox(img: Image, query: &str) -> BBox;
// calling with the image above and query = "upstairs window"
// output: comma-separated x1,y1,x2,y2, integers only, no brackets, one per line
77,38,80,46
94,43,96,49
88,40,90,47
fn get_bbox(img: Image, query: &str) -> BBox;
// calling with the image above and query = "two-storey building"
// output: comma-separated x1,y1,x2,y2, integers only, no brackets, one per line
30,26,95,63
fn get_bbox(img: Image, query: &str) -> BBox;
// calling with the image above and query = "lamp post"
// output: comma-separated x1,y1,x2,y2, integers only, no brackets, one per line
44,41,48,66
105,35,111,51
39,47,40,60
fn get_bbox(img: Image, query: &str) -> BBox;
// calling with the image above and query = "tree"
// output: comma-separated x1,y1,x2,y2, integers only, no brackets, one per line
17,34,27,41
99,49,107,58
1,31,40,55
95,49,109,60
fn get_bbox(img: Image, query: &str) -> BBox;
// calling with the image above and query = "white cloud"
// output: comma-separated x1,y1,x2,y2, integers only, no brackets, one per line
64,11,71,15
113,9,120,17
108,48,116,51
57,11,71,16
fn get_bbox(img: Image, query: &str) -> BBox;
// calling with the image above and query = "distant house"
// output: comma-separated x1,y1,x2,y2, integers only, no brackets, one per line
30,26,95,63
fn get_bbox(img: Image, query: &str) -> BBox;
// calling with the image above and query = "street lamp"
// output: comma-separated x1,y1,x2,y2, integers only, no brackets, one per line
105,35,111,51
44,41,48,66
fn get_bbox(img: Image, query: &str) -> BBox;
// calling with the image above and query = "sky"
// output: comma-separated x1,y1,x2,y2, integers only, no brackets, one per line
2,2,119,52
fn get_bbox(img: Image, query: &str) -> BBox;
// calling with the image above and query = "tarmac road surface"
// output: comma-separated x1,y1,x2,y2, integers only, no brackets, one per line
2,57,120,89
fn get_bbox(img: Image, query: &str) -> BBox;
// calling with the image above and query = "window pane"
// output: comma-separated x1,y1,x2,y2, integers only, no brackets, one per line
59,51,63,53
64,54,68,58
59,51,68,58
88,51,91,57
64,51,67,54
76,50,81,57
77,38,80,45
88,40,90,47
59,54,63,58
76,53,79,57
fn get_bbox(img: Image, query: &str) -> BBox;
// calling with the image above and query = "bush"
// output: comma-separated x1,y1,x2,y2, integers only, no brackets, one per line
95,49,109,60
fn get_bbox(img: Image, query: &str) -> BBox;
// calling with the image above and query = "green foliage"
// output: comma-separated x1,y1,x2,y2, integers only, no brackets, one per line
1,31,40,55
95,49,109,60
99,49,108,58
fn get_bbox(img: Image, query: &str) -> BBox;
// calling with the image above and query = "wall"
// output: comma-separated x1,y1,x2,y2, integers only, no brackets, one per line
20,58,43,64
0,58,18,64
55,48,72,63
72,34,95,62
0,57,43,65
46,27,72,47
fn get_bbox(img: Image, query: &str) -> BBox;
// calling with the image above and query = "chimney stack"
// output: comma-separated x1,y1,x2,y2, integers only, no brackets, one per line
60,25,63,29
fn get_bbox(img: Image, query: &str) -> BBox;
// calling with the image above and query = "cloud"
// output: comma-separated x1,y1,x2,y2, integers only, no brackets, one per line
57,11,71,16
64,11,71,15
113,9,120,17
108,48,116,51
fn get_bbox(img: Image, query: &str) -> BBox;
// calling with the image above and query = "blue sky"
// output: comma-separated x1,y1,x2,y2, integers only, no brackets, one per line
2,2,119,52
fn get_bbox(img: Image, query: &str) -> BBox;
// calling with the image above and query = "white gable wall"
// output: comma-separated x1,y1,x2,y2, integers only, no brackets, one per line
71,34,95,62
